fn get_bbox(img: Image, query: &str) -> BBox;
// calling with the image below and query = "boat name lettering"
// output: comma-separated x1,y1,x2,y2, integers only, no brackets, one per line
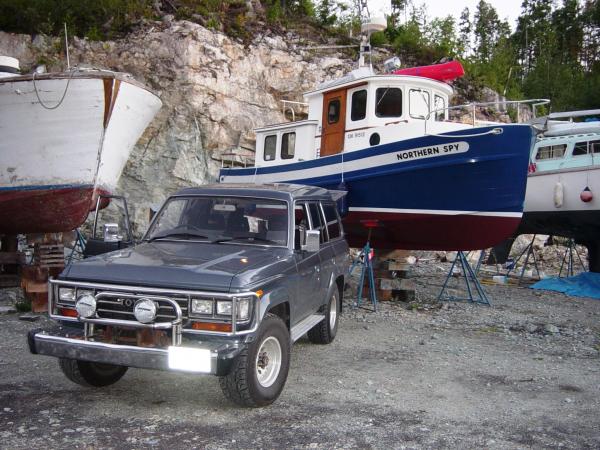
347,131,366,139
396,142,468,161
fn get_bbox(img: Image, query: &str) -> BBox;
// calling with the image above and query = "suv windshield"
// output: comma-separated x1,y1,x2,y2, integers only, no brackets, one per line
145,196,289,246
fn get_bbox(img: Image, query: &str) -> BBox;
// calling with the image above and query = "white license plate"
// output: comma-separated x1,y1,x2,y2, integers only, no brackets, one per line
167,346,212,373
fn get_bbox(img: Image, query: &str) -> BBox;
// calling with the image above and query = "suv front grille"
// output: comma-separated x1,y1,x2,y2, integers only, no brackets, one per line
95,294,189,322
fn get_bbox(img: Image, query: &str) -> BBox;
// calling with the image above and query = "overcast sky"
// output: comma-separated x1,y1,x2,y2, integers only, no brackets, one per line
368,0,525,29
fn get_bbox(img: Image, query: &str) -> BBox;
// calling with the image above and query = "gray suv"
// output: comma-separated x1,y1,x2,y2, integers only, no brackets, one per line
28,184,349,407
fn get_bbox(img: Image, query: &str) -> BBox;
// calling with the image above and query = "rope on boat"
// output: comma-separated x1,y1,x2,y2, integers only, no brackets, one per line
32,68,77,110
425,127,504,139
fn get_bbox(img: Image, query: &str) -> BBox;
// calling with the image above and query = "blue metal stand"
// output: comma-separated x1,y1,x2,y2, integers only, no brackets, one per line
438,251,491,305
506,234,541,284
349,235,378,312
66,229,86,266
559,238,587,277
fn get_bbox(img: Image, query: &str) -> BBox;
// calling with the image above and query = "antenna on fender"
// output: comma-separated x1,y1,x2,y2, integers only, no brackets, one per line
64,23,70,70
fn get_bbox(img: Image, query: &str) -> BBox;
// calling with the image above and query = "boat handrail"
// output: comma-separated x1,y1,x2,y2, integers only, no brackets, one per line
425,98,551,126
281,100,308,122
220,151,255,169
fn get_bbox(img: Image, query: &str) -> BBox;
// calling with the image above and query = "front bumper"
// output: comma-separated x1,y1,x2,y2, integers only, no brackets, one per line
28,325,244,376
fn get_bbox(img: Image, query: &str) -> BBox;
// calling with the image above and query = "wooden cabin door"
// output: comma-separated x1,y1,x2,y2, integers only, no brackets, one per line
320,89,347,157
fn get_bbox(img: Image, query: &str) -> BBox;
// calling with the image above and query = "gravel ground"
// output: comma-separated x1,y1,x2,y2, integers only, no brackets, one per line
1,261,599,449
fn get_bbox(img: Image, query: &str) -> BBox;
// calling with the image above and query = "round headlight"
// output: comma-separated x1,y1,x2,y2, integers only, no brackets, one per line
134,298,157,324
75,294,96,318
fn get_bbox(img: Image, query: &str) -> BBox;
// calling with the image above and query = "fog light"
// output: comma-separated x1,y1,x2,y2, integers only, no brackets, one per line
75,294,96,318
134,298,157,324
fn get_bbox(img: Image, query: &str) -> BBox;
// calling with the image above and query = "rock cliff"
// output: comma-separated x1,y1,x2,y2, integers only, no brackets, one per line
0,21,352,234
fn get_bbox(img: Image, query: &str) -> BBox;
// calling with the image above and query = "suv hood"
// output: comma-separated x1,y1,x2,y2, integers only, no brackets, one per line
60,241,289,291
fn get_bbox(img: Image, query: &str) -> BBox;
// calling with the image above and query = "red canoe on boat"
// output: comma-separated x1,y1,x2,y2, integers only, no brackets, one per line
393,60,465,83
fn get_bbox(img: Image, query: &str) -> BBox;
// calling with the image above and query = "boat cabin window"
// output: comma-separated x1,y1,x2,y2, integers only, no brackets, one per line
328,99,341,124
264,135,277,161
409,89,430,119
535,144,567,160
434,94,446,121
573,140,600,156
351,89,367,121
375,88,402,118
281,132,296,159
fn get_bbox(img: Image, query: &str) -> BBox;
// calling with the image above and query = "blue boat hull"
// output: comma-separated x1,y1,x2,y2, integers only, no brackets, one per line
220,125,534,250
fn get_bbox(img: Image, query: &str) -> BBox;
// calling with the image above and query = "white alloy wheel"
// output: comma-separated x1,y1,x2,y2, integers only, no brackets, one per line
255,336,282,388
329,293,338,329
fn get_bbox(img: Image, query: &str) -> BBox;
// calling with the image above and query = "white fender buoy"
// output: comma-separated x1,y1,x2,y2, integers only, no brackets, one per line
580,186,593,203
554,181,564,208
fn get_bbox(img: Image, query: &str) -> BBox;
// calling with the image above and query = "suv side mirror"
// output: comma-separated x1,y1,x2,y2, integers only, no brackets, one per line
103,223,122,243
302,229,320,252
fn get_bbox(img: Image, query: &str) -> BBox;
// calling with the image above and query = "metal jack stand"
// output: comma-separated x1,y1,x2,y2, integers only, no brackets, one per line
66,229,87,266
474,248,501,276
438,251,491,305
559,239,587,277
349,221,379,312
506,234,541,284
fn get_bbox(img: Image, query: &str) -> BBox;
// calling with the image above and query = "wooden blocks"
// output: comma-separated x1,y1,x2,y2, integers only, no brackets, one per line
361,250,416,302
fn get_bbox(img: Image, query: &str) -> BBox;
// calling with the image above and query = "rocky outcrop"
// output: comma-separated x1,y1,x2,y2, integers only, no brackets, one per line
0,22,352,235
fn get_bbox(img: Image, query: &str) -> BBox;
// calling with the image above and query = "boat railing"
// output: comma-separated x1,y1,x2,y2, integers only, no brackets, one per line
282,100,308,122
220,151,255,169
425,98,551,133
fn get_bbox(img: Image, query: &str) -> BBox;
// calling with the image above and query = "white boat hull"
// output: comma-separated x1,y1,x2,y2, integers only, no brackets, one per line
0,71,162,234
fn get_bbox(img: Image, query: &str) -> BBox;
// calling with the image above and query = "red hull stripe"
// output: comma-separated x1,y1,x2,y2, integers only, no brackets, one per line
0,186,97,234
343,210,521,251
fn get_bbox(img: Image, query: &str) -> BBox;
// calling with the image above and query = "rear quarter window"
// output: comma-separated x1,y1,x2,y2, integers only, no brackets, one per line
322,203,341,240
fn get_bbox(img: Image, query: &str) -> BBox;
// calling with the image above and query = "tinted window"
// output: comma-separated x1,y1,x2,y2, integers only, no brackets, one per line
592,140,600,153
536,144,566,160
322,203,341,239
375,88,402,117
410,89,430,119
328,99,341,124
146,196,288,246
264,135,277,161
351,90,367,121
308,202,327,243
573,141,588,156
294,203,309,250
434,94,446,121
281,132,295,159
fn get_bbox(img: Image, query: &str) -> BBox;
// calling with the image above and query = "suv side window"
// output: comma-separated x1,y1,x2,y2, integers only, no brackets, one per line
294,203,309,250
308,202,327,243
322,203,341,240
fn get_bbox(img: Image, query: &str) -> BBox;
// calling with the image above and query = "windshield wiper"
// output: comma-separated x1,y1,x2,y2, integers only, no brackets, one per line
212,235,278,244
147,232,208,242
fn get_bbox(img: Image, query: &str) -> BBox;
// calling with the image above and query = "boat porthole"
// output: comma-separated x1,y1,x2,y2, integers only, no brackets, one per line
369,133,380,146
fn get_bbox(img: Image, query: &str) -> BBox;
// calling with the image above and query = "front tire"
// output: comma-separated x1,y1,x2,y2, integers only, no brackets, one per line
308,289,339,344
59,358,128,387
219,314,290,407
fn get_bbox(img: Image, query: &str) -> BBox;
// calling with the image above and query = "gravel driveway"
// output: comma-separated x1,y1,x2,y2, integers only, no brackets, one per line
1,262,599,449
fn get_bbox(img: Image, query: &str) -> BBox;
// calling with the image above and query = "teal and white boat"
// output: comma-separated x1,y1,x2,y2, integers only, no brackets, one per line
519,110,600,270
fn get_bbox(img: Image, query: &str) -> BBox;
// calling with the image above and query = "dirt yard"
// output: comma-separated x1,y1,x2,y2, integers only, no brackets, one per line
1,260,599,449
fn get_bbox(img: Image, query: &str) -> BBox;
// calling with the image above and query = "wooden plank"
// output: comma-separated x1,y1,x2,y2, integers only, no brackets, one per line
0,252,21,264
379,278,416,292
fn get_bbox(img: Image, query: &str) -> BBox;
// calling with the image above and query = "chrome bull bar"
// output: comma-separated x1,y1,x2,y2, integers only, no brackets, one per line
79,294,183,346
